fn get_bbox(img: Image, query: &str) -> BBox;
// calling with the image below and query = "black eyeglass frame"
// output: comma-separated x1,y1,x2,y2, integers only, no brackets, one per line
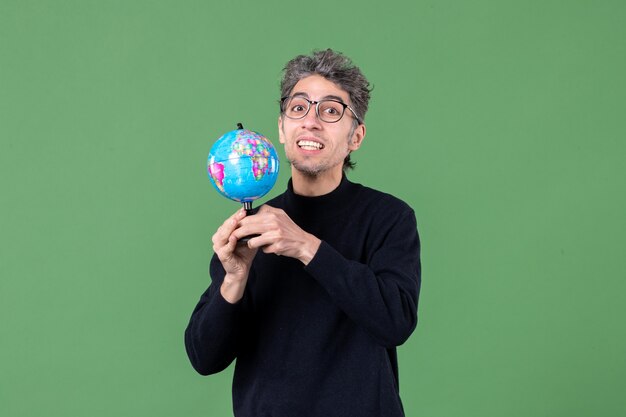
280,96,363,125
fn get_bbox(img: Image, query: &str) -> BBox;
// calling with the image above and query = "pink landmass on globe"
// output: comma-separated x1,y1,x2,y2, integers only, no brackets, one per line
209,162,225,193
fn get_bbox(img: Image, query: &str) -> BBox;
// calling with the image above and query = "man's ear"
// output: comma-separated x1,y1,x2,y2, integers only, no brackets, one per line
277,116,285,144
348,124,366,151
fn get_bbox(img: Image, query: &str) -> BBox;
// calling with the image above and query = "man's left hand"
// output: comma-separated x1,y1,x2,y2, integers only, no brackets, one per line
232,205,321,265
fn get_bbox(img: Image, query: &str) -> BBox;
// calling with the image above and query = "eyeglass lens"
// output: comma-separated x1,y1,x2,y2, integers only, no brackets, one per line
283,97,345,123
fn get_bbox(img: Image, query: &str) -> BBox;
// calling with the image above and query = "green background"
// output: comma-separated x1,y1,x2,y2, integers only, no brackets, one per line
1,0,625,416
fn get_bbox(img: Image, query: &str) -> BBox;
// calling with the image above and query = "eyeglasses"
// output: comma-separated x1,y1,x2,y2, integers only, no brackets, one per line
280,95,362,124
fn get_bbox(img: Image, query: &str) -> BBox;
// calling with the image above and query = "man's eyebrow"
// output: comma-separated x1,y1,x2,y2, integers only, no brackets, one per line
291,92,347,103
323,95,346,103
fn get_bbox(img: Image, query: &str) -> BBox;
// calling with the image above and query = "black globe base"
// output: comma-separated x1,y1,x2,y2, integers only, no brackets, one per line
237,201,260,245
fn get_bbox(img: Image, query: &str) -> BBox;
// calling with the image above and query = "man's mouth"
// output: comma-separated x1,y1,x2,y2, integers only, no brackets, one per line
297,140,324,151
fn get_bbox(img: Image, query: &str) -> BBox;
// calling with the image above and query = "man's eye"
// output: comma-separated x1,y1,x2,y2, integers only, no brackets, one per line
291,105,306,112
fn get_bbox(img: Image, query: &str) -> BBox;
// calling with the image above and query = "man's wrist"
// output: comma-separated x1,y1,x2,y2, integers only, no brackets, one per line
220,275,247,304
299,235,322,266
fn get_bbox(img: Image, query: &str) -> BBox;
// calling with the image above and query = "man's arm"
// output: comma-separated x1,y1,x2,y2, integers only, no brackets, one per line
184,258,245,375
184,209,257,375
233,205,421,348
305,210,420,348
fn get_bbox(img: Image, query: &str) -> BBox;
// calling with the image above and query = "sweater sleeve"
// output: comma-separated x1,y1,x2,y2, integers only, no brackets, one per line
304,209,421,348
184,255,247,375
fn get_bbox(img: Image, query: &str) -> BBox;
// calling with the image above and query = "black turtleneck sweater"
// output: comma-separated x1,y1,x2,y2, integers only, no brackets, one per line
185,176,421,417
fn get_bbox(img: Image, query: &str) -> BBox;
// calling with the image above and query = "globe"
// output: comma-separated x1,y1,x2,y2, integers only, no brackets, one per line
207,128,280,204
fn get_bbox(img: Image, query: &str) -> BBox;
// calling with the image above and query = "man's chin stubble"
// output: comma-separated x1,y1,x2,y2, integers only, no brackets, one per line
289,160,324,178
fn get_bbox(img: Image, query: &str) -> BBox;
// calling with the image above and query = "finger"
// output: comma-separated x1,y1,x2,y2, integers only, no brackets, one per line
233,211,277,239
238,209,271,227
261,243,281,255
225,233,238,254
213,208,246,246
214,234,239,264
232,223,262,241
246,231,279,251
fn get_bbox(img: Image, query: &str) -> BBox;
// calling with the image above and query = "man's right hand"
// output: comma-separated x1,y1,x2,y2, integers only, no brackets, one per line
212,208,258,303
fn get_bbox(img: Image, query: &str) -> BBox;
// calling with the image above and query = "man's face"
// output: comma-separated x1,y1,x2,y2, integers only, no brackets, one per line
278,74,365,178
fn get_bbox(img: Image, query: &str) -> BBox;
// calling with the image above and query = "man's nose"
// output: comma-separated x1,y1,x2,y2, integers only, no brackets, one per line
301,105,322,128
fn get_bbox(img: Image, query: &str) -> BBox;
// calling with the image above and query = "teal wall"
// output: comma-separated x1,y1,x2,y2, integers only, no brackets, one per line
1,1,625,416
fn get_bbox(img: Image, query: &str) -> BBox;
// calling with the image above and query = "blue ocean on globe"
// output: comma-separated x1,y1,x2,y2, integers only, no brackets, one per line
207,129,280,203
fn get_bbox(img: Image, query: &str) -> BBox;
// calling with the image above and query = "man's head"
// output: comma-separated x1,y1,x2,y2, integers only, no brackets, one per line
279,49,371,171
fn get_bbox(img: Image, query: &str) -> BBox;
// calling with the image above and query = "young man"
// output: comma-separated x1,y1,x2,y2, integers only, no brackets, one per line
185,49,421,416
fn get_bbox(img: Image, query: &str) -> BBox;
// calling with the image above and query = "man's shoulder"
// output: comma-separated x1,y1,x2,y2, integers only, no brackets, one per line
351,180,414,215
259,177,415,218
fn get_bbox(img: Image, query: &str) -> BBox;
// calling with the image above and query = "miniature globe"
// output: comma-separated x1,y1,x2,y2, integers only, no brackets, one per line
207,129,280,203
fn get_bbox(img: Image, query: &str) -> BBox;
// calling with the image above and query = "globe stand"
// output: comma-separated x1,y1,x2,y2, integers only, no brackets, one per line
243,200,254,216
237,201,260,245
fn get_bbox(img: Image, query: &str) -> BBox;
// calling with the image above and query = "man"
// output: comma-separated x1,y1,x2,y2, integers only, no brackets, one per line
185,49,421,416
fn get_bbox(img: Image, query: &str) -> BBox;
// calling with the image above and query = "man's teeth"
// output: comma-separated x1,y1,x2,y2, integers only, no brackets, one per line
297,140,324,150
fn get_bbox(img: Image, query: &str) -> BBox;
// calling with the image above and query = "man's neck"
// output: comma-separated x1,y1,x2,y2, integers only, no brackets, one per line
291,168,343,197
